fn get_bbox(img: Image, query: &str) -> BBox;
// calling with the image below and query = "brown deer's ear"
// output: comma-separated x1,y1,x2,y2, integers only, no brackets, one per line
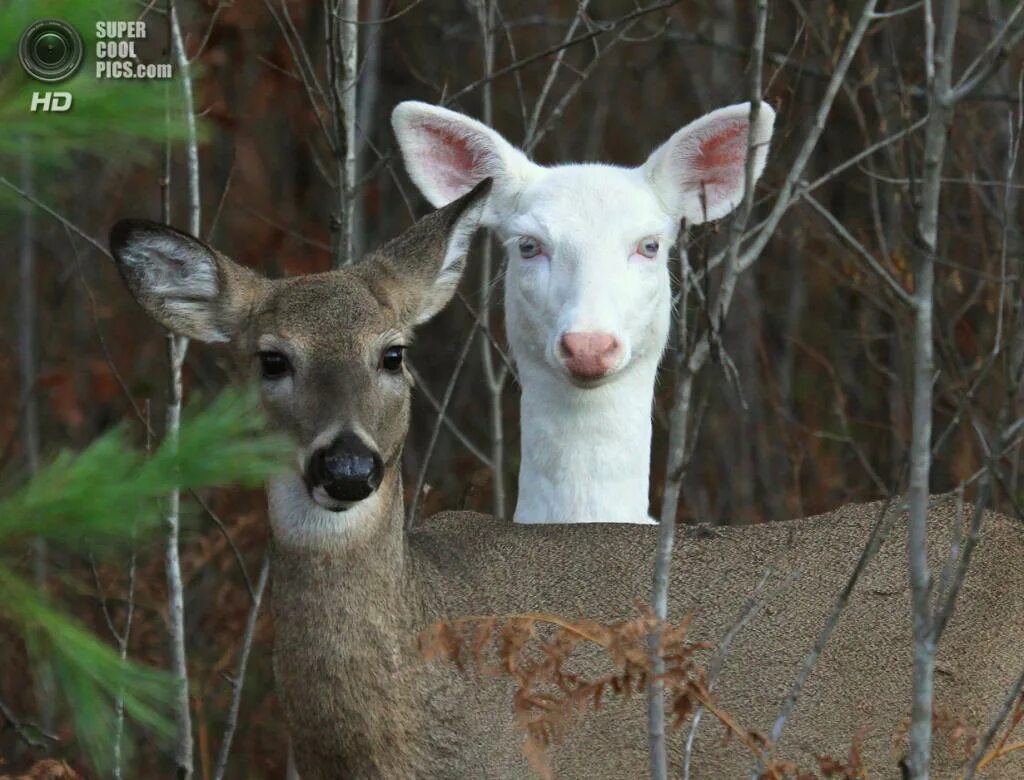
359,178,492,326
110,220,267,342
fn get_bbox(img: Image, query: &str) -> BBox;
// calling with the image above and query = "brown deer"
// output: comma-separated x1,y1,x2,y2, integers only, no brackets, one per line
110,183,1024,779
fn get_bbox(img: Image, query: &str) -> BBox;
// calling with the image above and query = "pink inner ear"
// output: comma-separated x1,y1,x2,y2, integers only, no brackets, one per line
422,124,486,198
678,118,748,208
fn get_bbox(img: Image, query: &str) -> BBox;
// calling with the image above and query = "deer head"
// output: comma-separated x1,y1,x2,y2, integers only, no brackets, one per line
392,102,775,387
109,182,490,532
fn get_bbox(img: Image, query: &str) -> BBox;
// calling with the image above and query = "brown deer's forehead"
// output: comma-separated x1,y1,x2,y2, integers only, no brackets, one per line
254,272,397,349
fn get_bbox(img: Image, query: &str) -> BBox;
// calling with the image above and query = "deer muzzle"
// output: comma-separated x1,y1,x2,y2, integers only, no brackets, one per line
307,432,383,506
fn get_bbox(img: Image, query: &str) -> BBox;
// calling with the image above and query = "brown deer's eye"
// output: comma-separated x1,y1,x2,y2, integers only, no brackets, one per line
381,345,405,373
258,351,291,380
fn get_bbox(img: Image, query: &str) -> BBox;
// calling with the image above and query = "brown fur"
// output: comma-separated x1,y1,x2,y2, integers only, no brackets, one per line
110,187,1024,779
274,479,1024,779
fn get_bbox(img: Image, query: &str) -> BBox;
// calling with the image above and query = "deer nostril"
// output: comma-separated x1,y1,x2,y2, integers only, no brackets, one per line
309,433,383,504
559,332,622,379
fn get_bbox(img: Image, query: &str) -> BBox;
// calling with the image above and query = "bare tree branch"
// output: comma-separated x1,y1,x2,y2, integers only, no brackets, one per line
211,551,271,780
648,5,770,776
963,666,1024,779
473,0,508,522
754,497,899,777
407,318,483,529
444,0,683,107
167,3,200,775
904,1,959,774
326,0,359,266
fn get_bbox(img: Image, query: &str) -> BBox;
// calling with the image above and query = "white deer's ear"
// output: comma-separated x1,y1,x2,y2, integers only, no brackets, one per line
641,102,776,224
110,220,266,342
391,101,540,217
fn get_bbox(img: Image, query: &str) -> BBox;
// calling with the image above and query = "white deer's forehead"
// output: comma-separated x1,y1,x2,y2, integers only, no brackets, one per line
503,164,670,244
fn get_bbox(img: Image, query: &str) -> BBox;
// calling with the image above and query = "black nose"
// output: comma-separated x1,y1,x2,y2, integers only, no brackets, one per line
308,433,383,503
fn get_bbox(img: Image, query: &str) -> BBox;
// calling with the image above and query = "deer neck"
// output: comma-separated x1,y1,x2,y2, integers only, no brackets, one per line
514,356,659,524
268,469,429,776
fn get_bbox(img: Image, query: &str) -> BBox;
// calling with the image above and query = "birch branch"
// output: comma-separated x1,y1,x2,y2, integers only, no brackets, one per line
905,1,959,775
327,0,359,267
168,3,200,775
648,3,768,775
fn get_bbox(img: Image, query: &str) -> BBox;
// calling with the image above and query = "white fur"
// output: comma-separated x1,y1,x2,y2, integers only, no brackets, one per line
268,472,384,549
393,102,776,524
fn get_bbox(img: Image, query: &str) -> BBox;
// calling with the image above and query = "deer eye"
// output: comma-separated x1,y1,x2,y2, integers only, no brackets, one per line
636,237,660,258
517,236,543,259
258,351,291,380
380,345,405,373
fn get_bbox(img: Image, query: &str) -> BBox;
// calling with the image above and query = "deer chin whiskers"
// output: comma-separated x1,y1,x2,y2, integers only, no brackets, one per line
268,472,385,549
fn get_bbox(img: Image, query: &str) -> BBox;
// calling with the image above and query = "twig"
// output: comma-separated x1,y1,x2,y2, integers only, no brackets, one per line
407,362,493,468
112,401,144,780
0,694,58,750
407,318,483,529
683,567,784,780
474,0,507,521
444,0,683,107
523,0,590,147
753,497,898,777
191,492,255,599
731,0,882,279
526,9,642,153
931,435,994,646
260,0,336,159
962,667,1024,778
0,176,112,259
950,2,1024,103
801,191,914,307
211,551,270,780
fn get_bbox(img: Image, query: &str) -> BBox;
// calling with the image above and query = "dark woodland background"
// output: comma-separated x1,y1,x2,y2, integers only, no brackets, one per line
1,0,1022,776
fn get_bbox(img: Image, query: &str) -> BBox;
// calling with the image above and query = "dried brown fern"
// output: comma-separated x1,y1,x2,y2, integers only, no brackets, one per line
969,693,1024,776
421,608,798,779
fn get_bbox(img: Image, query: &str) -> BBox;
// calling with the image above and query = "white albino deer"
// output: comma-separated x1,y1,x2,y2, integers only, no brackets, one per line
392,101,775,524
110,184,1024,779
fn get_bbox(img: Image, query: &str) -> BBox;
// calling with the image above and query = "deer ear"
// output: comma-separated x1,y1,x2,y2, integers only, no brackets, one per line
391,101,539,218
362,179,492,326
109,220,265,342
641,102,776,224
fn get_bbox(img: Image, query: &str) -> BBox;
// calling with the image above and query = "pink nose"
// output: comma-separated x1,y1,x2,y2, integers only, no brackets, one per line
559,332,622,379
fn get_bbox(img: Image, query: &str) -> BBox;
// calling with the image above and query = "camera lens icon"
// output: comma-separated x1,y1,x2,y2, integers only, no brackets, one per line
18,20,84,83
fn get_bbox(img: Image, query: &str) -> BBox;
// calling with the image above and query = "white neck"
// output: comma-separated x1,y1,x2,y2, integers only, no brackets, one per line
267,471,393,550
513,358,659,524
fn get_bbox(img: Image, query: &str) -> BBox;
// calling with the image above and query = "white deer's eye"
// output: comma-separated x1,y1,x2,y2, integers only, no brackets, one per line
517,236,543,259
637,237,660,258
